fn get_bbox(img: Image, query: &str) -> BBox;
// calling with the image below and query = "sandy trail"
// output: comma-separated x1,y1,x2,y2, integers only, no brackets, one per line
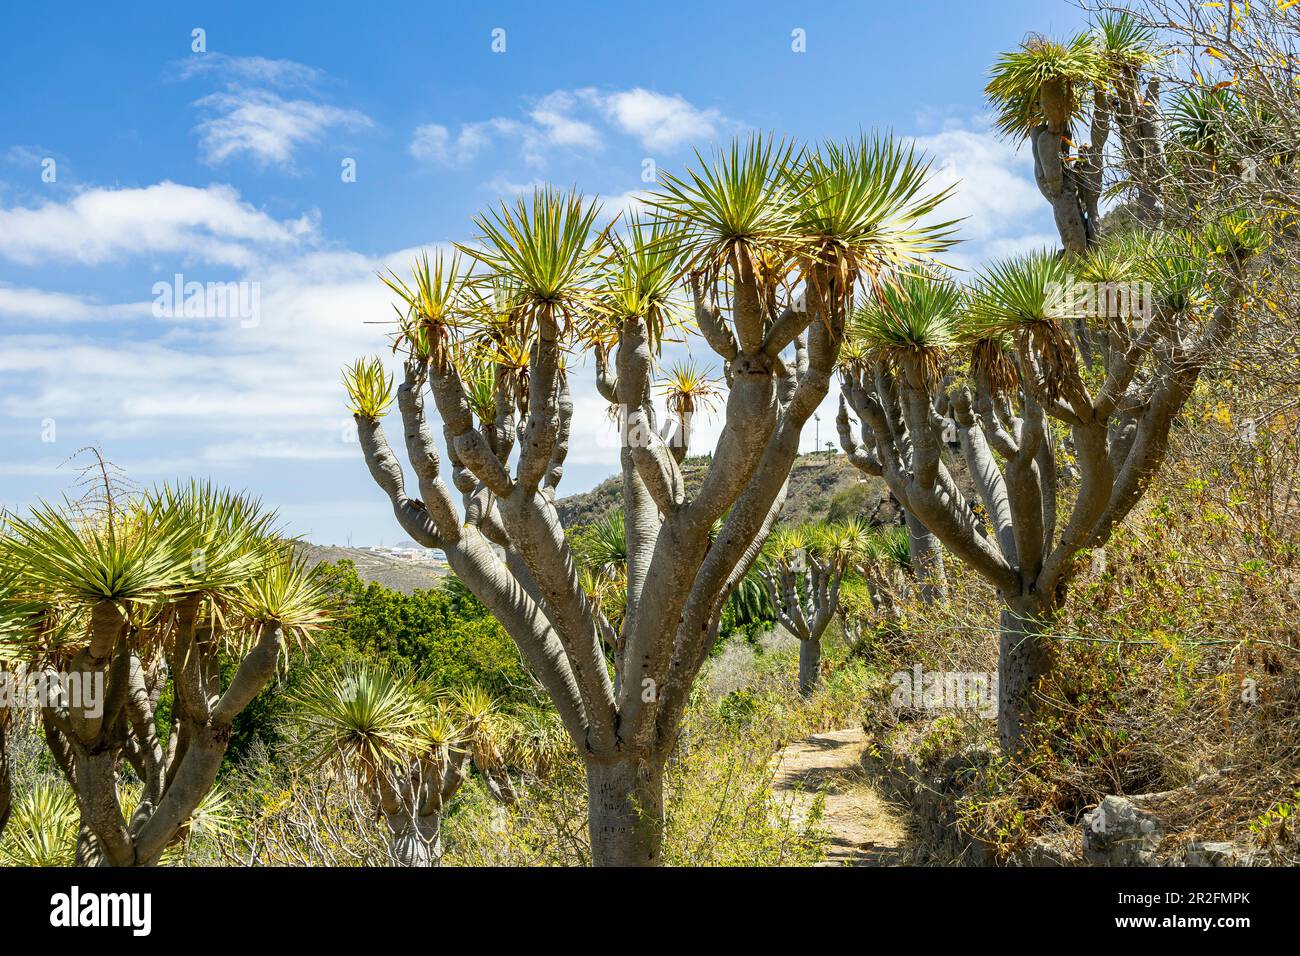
771,727,908,866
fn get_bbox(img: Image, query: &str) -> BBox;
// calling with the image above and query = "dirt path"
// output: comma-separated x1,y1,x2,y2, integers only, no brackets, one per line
771,727,908,866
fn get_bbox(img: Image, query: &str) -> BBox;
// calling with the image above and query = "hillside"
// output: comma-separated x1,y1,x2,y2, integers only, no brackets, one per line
297,543,449,594
555,452,900,530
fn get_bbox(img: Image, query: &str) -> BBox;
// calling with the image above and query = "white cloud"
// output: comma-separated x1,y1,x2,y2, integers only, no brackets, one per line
913,124,1042,244
0,461,68,477
0,181,315,267
907,119,1054,270
0,236,444,479
529,91,602,149
409,87,733,167
596,189,651,223
182,54,371,169
194,89,371,169
982,232,1060,260
0,285,153,323
201,439,357,464
410,118,524,165
178,54,320,89
3,145,49,166
595,88,725,151
408,123,452,161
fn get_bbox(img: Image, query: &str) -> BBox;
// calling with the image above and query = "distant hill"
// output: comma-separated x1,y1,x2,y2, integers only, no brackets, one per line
312,452,971,583
297,543,449,594
554,452,902,530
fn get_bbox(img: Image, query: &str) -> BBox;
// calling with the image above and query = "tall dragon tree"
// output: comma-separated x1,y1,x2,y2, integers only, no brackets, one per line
346,133,955,865
986,12,1163,260
838,221,1265,752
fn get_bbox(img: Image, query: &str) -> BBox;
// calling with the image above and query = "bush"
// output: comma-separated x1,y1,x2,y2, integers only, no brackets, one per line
827,483,875,523
220,561,536,767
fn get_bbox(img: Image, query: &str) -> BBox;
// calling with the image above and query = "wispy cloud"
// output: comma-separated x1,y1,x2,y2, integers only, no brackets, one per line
178,53,321,88
410,118,525,166
182,54,372,170
410,86,735,168
0,235,440,478
194,89,371,168
3,145,52,167
529,90,603,149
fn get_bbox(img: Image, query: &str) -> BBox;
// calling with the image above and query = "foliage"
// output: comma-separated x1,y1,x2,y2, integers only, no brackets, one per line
985,32,1105,137
0,781,78,866
343,356,395,420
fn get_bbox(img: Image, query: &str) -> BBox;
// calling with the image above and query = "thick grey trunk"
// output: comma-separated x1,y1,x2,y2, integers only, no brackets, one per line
904,510,947,602
998,597,1056,753
586,756,664,867
798,639,822,697
132,729,226,866
387,811,444,867
1032,126,1090,257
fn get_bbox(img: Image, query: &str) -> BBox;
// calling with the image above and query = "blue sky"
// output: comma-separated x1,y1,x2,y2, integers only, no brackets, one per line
0,0,1087,545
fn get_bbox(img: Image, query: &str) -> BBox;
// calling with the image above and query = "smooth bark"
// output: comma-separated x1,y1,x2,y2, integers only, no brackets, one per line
585,756,665,867
798,639,822,697
997,596,1057,752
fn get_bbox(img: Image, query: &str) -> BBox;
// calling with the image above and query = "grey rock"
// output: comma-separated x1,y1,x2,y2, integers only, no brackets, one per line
1184,841,1248,867
1082,795,1163,866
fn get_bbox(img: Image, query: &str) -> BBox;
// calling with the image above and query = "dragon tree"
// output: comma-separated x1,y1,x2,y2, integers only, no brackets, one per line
760,520,869,695
0,482,332,865
838,226,1265,753
295,667,523,866
346,133,956,865
835,11,1271,752
986,12,1166,260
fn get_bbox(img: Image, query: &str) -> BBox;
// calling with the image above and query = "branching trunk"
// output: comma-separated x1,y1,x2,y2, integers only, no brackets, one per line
760,549,846,695
41,616,289,866
838,370,949,602
346,179,954,863
355,305,838,862
838,274,1251,752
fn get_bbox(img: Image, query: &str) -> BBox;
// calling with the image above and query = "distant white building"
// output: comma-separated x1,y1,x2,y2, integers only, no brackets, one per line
364,545,444,563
